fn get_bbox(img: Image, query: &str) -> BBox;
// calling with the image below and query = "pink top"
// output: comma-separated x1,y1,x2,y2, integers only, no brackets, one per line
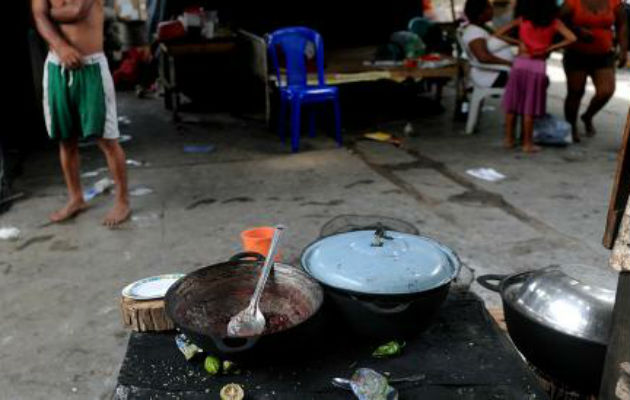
519,19,559,55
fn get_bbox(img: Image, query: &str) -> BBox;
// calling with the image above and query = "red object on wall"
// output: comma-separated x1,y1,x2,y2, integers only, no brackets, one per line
157,20,186,42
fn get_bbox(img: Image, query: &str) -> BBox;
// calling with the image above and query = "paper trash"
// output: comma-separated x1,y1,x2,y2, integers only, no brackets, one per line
466,168,506,182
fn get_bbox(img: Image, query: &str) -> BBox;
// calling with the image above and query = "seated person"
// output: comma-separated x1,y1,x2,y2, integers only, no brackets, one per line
461,0,514,88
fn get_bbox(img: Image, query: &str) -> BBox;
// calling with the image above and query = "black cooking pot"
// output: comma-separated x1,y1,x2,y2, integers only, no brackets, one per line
300,227,461,338
477,265,617,394
164,253,324,359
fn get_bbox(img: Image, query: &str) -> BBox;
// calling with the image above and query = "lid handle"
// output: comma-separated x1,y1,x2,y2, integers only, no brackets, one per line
371,224,393,247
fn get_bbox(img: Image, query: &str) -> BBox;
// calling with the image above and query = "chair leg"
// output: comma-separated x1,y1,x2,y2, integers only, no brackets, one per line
333,97,342,146
290,99,302,153
465,88,485,135
308,108,316,138
278,98,287,142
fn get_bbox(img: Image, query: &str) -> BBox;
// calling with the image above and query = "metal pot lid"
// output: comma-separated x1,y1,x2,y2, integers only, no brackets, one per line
301,229,460,295
504,264,617,345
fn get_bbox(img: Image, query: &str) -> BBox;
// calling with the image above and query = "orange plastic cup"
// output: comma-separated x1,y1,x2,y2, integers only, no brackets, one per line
240,227,282,261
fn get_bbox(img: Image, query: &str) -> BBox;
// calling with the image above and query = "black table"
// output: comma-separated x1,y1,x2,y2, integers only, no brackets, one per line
114,292,548,399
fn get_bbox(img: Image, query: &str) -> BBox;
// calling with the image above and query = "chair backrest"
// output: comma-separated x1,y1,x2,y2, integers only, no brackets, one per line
267,26,325,87
408,17,433,39
456,27,474,62
456,26,511,72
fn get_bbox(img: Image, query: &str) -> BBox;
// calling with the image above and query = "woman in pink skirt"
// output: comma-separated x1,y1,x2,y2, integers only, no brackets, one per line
495,0,577,153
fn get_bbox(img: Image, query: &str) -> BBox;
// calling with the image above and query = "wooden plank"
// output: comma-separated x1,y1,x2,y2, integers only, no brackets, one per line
120,296,174,332
488,307,507,332
599,272,630,399
603,109,630,249
161,41,237,56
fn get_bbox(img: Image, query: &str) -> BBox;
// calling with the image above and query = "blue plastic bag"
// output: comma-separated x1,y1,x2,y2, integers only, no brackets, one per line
534,114,572,145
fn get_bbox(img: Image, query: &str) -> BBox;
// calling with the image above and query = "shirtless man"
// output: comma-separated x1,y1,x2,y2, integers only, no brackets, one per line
32,0,130,227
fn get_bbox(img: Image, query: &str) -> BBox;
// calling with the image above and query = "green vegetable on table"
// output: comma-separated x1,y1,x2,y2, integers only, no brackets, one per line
222,360,241,375
204,355,221,375
372,340,406,358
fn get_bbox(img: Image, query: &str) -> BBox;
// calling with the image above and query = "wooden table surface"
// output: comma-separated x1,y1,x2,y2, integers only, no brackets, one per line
272,46,459,86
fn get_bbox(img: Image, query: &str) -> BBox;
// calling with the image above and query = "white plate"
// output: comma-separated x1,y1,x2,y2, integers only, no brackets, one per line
121,274,186,300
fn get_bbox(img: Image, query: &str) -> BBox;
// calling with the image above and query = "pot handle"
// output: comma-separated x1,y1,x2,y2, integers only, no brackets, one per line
229,252,265,263
476,274,507,292
213,336,260,353
355,298,412,314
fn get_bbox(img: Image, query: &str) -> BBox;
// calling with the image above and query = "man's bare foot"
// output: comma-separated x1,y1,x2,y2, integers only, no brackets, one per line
50,200,89,223
103,202,131,228
523,144,542,153
581,114,596,137
504,138,516,149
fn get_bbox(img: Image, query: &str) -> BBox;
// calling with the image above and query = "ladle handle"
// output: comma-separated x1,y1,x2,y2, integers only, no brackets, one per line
248,225,285,309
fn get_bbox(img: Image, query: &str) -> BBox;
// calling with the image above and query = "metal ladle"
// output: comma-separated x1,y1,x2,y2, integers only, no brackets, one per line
227,225,285,337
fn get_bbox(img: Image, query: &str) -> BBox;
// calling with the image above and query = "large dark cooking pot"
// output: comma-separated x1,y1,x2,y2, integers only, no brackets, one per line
477,265,617,394
301,227,461,338
165,253,324,359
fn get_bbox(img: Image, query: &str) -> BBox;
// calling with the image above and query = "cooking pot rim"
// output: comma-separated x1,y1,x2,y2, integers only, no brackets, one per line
497,269,611,346
299,229,462,296
164,259,325,340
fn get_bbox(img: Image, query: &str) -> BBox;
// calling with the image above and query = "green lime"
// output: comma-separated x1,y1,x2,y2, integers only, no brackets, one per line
204,355,221,375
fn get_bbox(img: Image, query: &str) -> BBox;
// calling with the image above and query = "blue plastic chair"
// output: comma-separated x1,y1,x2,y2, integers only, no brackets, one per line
267,27,342,153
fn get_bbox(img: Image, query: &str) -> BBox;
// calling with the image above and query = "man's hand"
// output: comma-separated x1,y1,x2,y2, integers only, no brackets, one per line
57,44,83,69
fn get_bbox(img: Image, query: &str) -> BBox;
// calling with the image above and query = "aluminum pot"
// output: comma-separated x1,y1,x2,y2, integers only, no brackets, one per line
477,264,617,393
301,227,461,338
165,253,324,359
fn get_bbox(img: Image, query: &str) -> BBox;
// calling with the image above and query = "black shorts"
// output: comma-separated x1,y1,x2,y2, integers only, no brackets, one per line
563,50,616,73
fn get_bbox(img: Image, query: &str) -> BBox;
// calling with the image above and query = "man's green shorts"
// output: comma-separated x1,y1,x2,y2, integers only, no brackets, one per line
43,52,119,141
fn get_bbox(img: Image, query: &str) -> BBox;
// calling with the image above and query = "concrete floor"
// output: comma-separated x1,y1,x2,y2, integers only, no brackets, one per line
1,61,628,399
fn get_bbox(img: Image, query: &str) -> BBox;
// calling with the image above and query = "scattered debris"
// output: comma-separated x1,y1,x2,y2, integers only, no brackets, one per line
126,159,147,167
204,355,221,375
131,212,162,227
186,198,216,210
81,171,100,178
347,368,398,400
363,132,402,147
184,144,215,154
466,168,506,182
84,178,114,201
175,334,203,361
220,383,245,400
0,226,20,241
129,185,154,197
118,116,132,125
16,235,55,251
372,340,406,358
119,134,132,144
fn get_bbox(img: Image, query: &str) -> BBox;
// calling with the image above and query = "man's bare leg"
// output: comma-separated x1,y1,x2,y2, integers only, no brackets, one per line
50,137,89,222
98,138,130,227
